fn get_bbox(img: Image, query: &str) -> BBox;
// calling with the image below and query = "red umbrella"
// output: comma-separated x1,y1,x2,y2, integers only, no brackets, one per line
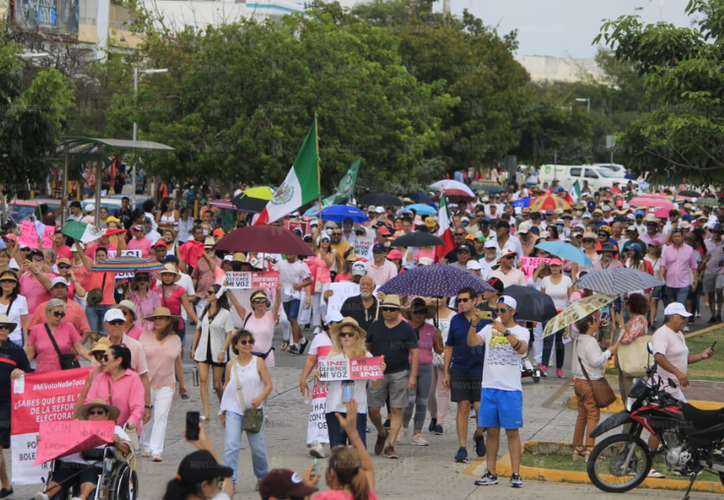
213,225,313,256
628,196,674,208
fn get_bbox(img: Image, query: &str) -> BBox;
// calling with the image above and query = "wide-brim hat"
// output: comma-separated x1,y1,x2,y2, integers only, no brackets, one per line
90,337,112,354
597,242,618,254
380,294,402,309
113,300,137,319
0,270,18,283
144,307,181,322
0,313,17,331
159,263,181,282
78,398,121,421
331,317,366,338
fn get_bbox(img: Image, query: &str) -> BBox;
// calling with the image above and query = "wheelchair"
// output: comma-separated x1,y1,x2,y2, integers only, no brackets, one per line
41,445,139,500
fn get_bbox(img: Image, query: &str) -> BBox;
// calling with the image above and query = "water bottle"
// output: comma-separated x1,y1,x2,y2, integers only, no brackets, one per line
303,387,311,406
192,366,199,387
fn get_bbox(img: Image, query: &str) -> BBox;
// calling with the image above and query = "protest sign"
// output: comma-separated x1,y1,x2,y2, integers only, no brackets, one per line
354,236,374,258
35,421,115,465
225,271,280,289
18,220,55,249
326,282,360,317
11,367,92,485
318,357,384,381
116,249,141,279
307,343,331,446
285,219,310,235
518,256,551,280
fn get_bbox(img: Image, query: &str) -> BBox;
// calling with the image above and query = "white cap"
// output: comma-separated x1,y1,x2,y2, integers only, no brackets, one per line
626,213,636,220
325,310,345,325
498,295,518,309
85,203,95,212
484,240,498,249
375,206,385,214
539,231,551,239
103,308,126,323
50,277,68,288
517,221,531,234
466,260,482,271
351,261,367,276
223,255,233,262
664,302,692,318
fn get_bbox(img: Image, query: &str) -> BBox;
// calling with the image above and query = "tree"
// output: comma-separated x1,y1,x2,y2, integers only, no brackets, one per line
0,32,74,199
596,0,724,185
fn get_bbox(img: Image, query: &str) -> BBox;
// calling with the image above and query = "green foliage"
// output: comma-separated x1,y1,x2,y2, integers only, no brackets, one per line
595,0,724,185
0,33,74,198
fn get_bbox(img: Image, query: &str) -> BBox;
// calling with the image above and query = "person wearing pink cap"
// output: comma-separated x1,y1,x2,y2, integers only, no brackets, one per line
386,248,403,273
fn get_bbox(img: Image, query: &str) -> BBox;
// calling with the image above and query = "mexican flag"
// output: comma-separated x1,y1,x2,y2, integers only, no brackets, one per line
322,159,361,206
61,221,105,244
255,119,321,225
435,194,456,263
567,180,581,202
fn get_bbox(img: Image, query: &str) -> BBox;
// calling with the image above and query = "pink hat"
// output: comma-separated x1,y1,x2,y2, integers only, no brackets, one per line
549,258,563,266
386,249,403,260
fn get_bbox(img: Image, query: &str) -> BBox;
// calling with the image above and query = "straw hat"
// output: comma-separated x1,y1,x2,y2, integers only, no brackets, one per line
158,263,181,282
113,300,137,319
78,399,121,421
144,307,181,322
0,270,18,283
331,317,365,339
90,337,112,354
0,313,17,331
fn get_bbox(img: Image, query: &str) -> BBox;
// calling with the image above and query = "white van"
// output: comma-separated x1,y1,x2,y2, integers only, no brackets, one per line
538,164,635,191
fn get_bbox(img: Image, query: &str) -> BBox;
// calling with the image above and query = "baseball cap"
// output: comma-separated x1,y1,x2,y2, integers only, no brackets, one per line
663,302,692,318
499,247,517,258
375,206,385,214
258,469,318,500
456,245,471,253
376,226,391,236
517,221,531,234
466,260,482,271
152,240,168,248
487,277,504,294
103,309,126,323
50,277,68,288
372,243,387,254
351,261,367,276
498,295,518,309
484,240,497,249
176,450,233,489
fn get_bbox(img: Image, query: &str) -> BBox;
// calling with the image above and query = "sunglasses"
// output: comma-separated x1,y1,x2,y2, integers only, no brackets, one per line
454,233,466,236
457,297,471,303
239,339,255,345
102,354,113,362
88,409,108,416
380,307,399,312
135,277,149,282
583,239,595,243
0,279,16,284
93,352,105,358
502,256,514,260
108,319,125,326
58,264,71,270
252,298,267,303
52,311,66,318
0,325,11,330
339,331,356,337
32,257,44,262
493,308,510,314
332,233,341,236
207,289,217,295
411,310,427,315
121,309,133,316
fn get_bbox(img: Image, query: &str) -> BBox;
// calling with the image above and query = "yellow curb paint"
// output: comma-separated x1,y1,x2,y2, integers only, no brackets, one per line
461,441,724,493
566,395,723,412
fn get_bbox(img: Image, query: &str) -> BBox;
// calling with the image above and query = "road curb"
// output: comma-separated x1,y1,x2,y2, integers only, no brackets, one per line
565,395,723,413
685,324,722,339
461,440,724,493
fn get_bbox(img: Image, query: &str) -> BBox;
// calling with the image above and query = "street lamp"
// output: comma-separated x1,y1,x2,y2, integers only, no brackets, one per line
575,97,591,114
132,67,168,209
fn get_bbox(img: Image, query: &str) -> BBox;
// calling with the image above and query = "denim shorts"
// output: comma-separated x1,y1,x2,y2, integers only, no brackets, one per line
282,299,301,320
86,304,111,335
479,388,523,429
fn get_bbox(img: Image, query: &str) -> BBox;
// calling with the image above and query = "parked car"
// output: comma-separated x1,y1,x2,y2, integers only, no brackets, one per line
538,164,638,192
7,199,62,223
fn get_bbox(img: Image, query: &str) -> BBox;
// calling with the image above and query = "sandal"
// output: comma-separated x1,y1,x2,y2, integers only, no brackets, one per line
280,341,289,351
572,448,586,460
152,455,163,462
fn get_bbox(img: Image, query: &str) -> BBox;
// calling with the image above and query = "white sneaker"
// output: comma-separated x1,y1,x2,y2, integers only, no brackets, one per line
313,326,324,335
34,494,49,500
309,442,327,458
410,434,429,446
398,427,407,439
647,468,666,478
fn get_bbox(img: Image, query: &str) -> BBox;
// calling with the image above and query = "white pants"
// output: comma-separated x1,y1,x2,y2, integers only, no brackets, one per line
533,322,543,365
278,306,291,342
298,290,312,325
142,386,174,456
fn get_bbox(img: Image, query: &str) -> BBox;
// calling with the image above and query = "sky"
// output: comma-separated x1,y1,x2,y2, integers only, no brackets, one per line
434,0,696,58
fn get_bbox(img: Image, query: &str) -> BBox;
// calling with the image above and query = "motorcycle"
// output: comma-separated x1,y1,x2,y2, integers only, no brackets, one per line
586,344,724,500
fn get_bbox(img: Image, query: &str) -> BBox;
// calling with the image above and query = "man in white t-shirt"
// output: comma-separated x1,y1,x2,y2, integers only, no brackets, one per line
274,255,312,354
467,295,529,488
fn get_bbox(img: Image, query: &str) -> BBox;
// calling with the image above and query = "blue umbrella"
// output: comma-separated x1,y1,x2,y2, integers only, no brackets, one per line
320,205,369,223
535,241,593,267
378,264,493,296
402,204,436,216
405,192,433,204
575,268,664,295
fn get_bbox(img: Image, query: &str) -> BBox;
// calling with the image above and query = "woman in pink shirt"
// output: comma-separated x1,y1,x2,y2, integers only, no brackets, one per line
114,300,145,340
25,298,92,373
139,307,187,461
86,344,145,433
129,272,161,332
158,264,199,349
19,250,53,314
228,288,281,372
310,233,336,334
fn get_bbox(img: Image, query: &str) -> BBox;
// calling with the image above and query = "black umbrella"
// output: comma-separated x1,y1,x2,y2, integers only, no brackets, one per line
390,232,444,248
405,192,433,205
359,193,403,207
230,194,268,213
502,285,558,323
678,190,701,198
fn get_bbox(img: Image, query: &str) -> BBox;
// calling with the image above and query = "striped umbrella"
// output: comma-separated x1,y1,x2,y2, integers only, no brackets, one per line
575,268,664,295
543,293,617,338
529,194,571,211
91,256,167,273
209,200,241,211
378,264,493,296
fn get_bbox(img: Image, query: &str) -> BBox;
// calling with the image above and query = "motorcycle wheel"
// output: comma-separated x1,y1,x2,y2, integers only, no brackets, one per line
719,472,724,487
587,433,651,493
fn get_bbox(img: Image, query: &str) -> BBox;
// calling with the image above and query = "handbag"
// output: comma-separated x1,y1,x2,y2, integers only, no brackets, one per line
233,362,263,434
617,335,653,378
44,324,81,370
87,273,107,306
577,341,616,408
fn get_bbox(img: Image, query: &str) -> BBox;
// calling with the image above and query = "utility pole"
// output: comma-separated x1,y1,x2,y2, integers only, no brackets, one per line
443,0,450,14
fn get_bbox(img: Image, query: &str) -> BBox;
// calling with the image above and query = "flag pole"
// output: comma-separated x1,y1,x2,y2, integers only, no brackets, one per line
314,113,323,220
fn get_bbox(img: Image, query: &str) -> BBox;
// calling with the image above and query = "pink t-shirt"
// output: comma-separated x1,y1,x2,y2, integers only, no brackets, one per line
27,321,80,373
244,311,276,368
55,245,73,261
86,369,145,433
159,285,187,317
19,273,54,314
125,325,145,341
315,253,332,284
314,490,378,500
138,331,182,389
126,238,152,258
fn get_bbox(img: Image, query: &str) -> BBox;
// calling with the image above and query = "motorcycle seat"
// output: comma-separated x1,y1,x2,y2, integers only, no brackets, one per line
683,403,724,430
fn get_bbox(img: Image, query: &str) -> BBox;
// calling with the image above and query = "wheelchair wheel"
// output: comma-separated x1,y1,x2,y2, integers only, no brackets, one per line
108,464,138,500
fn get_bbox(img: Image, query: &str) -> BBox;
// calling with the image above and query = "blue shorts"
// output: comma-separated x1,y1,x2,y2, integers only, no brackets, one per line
283,299,301,321
86,304,111,335
479,388,523,429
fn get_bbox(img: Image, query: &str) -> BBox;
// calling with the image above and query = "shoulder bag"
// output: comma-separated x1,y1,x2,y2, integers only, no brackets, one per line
233,362,263,433
44,323,81,370
617,335,652,378
577,341,616,408
87,273,107,306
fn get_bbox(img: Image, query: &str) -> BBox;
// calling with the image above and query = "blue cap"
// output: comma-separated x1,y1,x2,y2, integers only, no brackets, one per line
628,243,642,252
556,186,565,192
682,214,693,221
635,210,645,216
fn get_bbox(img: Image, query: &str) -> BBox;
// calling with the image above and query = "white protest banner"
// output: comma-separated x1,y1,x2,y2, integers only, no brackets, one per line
354,236,374,258
318,357,351,381
326,282,360,317
225,272,280,290
226,272,251,289
518,256,551,280
306,342,331,446
116,249,141,279
318,356,384,381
